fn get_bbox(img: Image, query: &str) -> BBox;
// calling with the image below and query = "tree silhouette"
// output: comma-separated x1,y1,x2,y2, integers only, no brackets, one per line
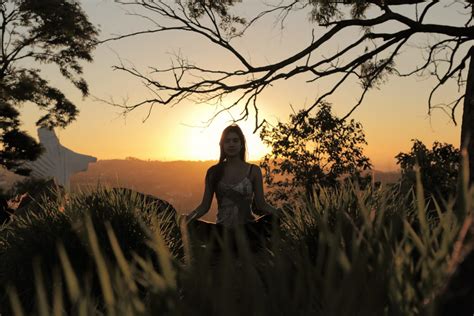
108,0,474,184
260,102,371,203
395,139,460,201
0,0,98,175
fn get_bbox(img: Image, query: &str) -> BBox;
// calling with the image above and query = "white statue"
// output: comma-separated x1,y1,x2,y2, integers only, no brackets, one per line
23,128,97,189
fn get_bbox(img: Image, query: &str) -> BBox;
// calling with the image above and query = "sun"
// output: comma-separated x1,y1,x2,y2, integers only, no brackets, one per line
181,110,270,162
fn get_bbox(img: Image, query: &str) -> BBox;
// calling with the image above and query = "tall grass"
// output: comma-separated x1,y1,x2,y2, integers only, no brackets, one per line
0,165,472,315
0,186,179,314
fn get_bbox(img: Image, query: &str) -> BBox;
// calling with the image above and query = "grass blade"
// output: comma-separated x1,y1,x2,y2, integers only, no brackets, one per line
58,242,81,302
33,259,50,316
85,215,115,309
7,286,25,316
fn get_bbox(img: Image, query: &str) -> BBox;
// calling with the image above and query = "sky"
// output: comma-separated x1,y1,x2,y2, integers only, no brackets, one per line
19,0,468,171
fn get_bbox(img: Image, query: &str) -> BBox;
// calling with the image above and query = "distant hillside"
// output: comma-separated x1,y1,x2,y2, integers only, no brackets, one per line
71,159,220,220
1,159,400,221
368,169,401,185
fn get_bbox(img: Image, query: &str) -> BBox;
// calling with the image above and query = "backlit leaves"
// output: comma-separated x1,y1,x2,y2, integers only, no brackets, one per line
0,0,98,175
260,101,372,203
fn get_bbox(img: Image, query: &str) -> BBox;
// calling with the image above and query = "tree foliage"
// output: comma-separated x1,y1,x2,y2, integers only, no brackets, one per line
260,102,371,203
395,139,461,201
0,0,98,175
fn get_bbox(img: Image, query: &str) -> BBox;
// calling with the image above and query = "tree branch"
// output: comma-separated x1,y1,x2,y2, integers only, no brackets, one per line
108,0,473,129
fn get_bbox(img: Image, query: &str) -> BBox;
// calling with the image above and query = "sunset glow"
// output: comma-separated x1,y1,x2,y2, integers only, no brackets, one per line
17,1,463,171
2,2,473,313
151,104,272,162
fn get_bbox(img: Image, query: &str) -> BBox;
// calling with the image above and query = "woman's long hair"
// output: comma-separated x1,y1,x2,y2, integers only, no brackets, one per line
209,124,247,191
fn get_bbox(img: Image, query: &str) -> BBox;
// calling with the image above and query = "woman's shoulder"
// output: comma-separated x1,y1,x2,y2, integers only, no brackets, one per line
207,162,259,174
247,162,260,168
208,163,221,171
206,163,222,176
247,163,262,176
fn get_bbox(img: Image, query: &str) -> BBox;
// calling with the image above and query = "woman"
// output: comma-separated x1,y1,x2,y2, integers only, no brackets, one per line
184,124,279,242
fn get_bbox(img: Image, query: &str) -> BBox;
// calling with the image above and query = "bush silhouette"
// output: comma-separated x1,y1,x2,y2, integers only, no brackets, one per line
0,186,179,314
395,139,460,202
260,102,371,204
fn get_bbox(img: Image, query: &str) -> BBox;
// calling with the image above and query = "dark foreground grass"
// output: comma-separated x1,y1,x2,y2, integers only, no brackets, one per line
0,166,472,315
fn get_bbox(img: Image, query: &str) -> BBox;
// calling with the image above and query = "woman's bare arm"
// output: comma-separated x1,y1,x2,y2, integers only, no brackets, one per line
186,168,214,223
252,164,279,215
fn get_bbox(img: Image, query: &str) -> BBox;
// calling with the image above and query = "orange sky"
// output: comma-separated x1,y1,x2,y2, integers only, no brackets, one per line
20,1,464,171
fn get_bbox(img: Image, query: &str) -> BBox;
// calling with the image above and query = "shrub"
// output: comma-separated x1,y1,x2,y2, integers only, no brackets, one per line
260,101,371,205
0,186,180,314
396,139,460,202
0,174,471,315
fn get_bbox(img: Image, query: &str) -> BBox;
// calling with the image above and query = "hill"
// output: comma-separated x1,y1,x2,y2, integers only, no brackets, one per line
70,159,219,220
1,159,400,221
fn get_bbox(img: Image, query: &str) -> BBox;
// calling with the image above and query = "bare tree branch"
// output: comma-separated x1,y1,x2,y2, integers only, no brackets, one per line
104,0,472,133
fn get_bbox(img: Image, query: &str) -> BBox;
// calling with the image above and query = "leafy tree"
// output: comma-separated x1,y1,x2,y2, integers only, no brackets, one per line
260,102,371,203
0,0,98,175
108,0,474,184
395,139,460,201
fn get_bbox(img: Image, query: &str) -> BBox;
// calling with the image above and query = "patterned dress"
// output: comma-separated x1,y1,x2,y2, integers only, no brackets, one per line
215,165,256,227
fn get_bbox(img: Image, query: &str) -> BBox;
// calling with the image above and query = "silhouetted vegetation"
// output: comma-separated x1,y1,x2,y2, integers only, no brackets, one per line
0,164,471,314
0,187,179,314
0,0,98,175
260,102,371,204
0,1,471,313
396,139,461,202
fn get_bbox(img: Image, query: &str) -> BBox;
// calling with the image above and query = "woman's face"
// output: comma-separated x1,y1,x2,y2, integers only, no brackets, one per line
222,131,242,158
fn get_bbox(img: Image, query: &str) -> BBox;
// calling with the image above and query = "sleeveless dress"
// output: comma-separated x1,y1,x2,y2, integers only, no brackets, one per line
215,164,256,227
186,164,277,252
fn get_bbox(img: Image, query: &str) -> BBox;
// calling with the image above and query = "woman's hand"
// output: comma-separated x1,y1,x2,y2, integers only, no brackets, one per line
184,210,198,224
178,214,188,228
